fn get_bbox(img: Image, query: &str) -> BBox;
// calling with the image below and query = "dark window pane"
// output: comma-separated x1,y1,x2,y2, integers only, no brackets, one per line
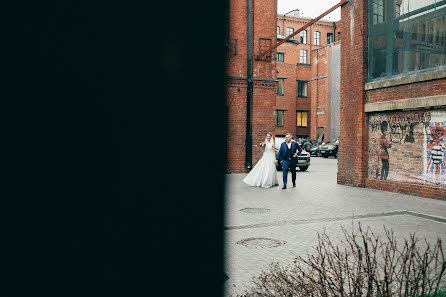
371,34,387,78
300,30,307,44
276,111,284,126
297,81,308,97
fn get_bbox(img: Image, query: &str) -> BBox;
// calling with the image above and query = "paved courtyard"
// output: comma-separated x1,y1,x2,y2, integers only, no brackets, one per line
223,157,446,296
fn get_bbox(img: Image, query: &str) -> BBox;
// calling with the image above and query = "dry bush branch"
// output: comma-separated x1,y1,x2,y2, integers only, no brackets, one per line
239,222,446,297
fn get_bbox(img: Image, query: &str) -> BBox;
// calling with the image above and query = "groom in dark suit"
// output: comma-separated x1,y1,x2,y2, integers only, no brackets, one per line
275,133,302,189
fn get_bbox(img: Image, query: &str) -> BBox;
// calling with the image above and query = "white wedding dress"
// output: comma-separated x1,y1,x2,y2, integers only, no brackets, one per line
243,141,279,188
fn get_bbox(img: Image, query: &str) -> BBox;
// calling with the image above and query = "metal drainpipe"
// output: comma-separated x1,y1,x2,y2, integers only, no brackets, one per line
333,21,336,43
310,25,312,65
245,0,253,169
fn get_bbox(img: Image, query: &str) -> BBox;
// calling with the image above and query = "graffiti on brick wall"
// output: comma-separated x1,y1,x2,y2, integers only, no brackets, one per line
368,110,446,187
425,113,446,185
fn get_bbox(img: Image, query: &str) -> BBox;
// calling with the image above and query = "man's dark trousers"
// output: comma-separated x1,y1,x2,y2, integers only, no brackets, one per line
282,159,297,186
282,144,297,186
277,140,301,187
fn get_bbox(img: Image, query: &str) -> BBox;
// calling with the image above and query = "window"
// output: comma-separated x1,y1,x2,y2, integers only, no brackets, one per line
300,50,307,64
327,33,334,44
277,78,284,95
277,26,280,35
297,111,308,127
372,0,385,24
277,52,284,62
428,22,434,44
286,27,294,36
395,4,400,17
368,1,446,80
300,30,307,44
338,32,341,41
297,81,308,97
420,23,427,42
411,24,417,40
314,31,321,45
276,110,284,127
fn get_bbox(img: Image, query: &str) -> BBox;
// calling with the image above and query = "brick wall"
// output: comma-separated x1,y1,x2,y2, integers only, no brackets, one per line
366,78,446,104
226,80,248,173
276,57,297,136
225,0,277,173
368,110,446,188
276,15,337,140
339,0,446,199
311,46,329,141
338,0,368,187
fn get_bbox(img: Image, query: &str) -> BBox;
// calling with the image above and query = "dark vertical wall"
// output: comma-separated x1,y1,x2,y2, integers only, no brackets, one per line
5,1,226,296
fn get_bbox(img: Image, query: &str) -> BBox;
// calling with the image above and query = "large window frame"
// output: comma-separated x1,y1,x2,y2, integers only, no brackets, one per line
368,0,446,81
372,0,385,25
297,80,308,97
277,78,285,95
327,33,334,45
276,110,285,127
300,30,307,44
296,111,308,128
299,50,308,64
314,31,321,45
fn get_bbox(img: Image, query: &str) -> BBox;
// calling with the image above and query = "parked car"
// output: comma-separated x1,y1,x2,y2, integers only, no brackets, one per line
301,139,316,152
320,138,339,158
310,143,323,157
274,137,311,171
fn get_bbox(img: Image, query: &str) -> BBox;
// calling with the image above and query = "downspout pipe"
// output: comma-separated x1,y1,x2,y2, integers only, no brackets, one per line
333,21,336,43
245,0,253,169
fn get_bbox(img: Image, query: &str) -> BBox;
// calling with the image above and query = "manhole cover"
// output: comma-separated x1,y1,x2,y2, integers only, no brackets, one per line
239,208,271,214
236,237,286,248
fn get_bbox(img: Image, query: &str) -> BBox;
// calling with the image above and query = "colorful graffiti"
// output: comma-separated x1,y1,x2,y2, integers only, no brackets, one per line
368,110,446,187
425,121,446,185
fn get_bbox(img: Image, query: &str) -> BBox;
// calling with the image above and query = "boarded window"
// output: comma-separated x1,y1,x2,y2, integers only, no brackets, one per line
259,38,272,60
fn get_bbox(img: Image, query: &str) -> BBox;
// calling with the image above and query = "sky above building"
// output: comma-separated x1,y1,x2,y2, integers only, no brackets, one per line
278,0,341,21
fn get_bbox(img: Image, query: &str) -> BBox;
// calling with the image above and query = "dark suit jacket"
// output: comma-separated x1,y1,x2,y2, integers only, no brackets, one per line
276,141,302,163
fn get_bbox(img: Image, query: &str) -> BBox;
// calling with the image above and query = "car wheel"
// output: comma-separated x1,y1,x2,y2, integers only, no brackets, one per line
299,166,309,171
316,151,321,157
323,154,328,158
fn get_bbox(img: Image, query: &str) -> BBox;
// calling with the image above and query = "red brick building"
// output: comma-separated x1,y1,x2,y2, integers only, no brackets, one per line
225,0,278,173
275,13,341,142
339,0,446,199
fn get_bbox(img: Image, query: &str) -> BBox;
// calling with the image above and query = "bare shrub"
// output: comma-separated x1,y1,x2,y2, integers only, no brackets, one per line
239,222,446,297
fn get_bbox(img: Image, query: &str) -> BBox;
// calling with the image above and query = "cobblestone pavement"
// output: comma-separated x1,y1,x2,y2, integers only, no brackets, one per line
223,157,446,297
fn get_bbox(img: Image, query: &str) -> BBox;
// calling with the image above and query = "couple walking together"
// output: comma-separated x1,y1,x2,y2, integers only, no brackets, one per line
243,133,302,189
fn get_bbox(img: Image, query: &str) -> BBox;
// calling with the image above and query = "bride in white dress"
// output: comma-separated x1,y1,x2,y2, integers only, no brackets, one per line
243,133,279,188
